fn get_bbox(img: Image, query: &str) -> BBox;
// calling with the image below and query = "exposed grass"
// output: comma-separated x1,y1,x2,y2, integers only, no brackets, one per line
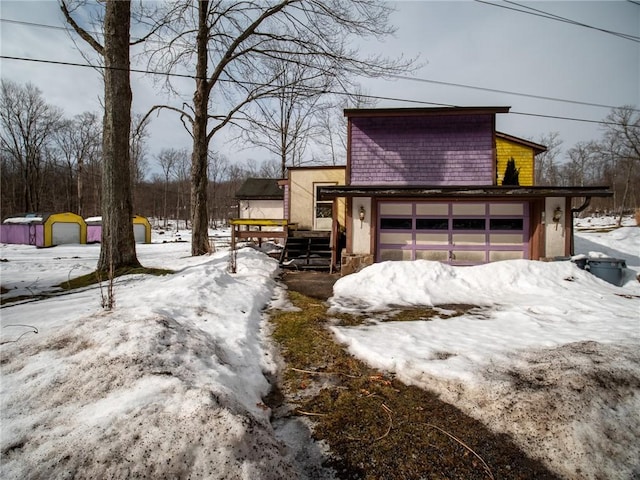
268,291,560,480
0,267,173,306
330,304,475,327
60,266,173,290
1,294,38,306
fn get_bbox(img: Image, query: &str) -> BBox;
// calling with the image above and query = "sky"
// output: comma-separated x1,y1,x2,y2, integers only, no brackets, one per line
1,215,639,479
0,1,638,176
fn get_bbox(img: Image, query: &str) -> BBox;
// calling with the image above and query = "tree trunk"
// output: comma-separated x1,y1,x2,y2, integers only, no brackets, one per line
97,0,140,272
163,177,168,228
190,0,211,256
77,158,84,218
617,158,633,227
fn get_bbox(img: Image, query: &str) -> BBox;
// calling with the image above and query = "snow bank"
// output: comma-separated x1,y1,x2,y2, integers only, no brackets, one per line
328,256,640,479
1,248,295,479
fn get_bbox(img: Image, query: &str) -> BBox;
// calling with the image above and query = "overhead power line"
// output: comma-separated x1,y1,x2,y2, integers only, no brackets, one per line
2,16,636,112
475,0,640,42
386,75,628,110
1,18,74,32
0,54,635,128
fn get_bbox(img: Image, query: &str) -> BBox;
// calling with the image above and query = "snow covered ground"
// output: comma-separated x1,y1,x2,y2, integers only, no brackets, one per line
1,217,639,479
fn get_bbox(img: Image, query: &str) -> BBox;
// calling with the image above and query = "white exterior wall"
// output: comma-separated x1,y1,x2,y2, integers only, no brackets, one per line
351,197,372,255
238,200,284,219
544,197,566,258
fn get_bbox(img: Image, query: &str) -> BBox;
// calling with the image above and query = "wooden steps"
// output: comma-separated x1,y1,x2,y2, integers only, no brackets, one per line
280,235,332,271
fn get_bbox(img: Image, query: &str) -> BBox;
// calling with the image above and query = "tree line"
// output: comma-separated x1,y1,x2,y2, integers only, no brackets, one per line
0,79,281,226
534,106,640,217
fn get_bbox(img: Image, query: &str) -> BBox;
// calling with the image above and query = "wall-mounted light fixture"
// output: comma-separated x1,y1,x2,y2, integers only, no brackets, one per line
359,205,366,228
552,206,562,230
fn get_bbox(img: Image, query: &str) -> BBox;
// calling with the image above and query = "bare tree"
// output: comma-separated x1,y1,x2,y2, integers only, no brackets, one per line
53,111,102,217
258,159,282,179
156,148,185,228
533,132,563,186
0,80,64,212
173,148,191,230
208,151,229,228
564,141,600,187
234,59,332,177
61,0,141,273
52,118,79,212
600,106,640,225
314,88,378,165
142,0,417,256
131,113,151,186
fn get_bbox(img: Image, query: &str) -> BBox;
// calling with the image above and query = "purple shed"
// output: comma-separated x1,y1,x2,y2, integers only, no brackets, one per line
0,212,87,247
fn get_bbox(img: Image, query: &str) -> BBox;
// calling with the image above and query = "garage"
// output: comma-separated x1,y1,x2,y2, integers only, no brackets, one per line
377,201,529,265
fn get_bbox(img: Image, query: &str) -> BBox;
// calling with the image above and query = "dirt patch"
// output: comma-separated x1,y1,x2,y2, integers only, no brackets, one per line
281,270,341,300
268,289,560,480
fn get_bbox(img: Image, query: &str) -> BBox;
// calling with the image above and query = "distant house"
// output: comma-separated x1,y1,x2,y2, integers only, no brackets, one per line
0,212,87,247
235,178,284,220
85,216,152,244
317,107,611,274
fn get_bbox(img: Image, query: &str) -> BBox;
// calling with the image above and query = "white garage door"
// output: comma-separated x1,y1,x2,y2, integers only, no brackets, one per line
52,222,81,245
133,223,147,243
377,201,529,265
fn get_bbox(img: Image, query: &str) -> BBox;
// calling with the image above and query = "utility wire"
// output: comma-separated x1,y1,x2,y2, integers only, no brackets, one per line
385,75,630,111
0,54,635,127
474,0,640,42
1,18,75,32
2,17,636,111
503,0,640,41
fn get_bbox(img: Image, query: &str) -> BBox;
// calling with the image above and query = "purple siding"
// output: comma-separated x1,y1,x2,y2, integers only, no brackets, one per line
0,224,44,246
87,225,101,243
349,115,494,186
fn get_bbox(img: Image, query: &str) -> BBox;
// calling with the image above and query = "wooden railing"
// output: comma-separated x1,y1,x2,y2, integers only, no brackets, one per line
229,218,296,249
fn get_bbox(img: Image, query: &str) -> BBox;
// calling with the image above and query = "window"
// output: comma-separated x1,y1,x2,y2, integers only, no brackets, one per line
314,182,336,231
315,204,332,218
416,218,448,230
490,218,524,230
380,218,412,229
452,218,486,230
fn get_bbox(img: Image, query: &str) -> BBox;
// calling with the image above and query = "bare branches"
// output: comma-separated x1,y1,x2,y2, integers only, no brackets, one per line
0,324,39,345
59,1,104,55
422,422,496,480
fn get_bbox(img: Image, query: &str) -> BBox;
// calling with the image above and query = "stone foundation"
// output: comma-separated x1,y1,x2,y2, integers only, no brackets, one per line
340,252,374,276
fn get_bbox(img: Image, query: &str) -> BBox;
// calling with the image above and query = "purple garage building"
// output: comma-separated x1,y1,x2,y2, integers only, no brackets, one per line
0,212,87,247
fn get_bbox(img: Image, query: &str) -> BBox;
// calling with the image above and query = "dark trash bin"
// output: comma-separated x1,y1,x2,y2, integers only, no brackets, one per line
586,258,627,286
572,257,588,270
553,256,588,270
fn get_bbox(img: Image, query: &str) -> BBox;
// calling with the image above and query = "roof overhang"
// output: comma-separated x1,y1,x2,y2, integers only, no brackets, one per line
318,185,613,200
235,194,284,200
495,131,547,155
344,106,511,118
